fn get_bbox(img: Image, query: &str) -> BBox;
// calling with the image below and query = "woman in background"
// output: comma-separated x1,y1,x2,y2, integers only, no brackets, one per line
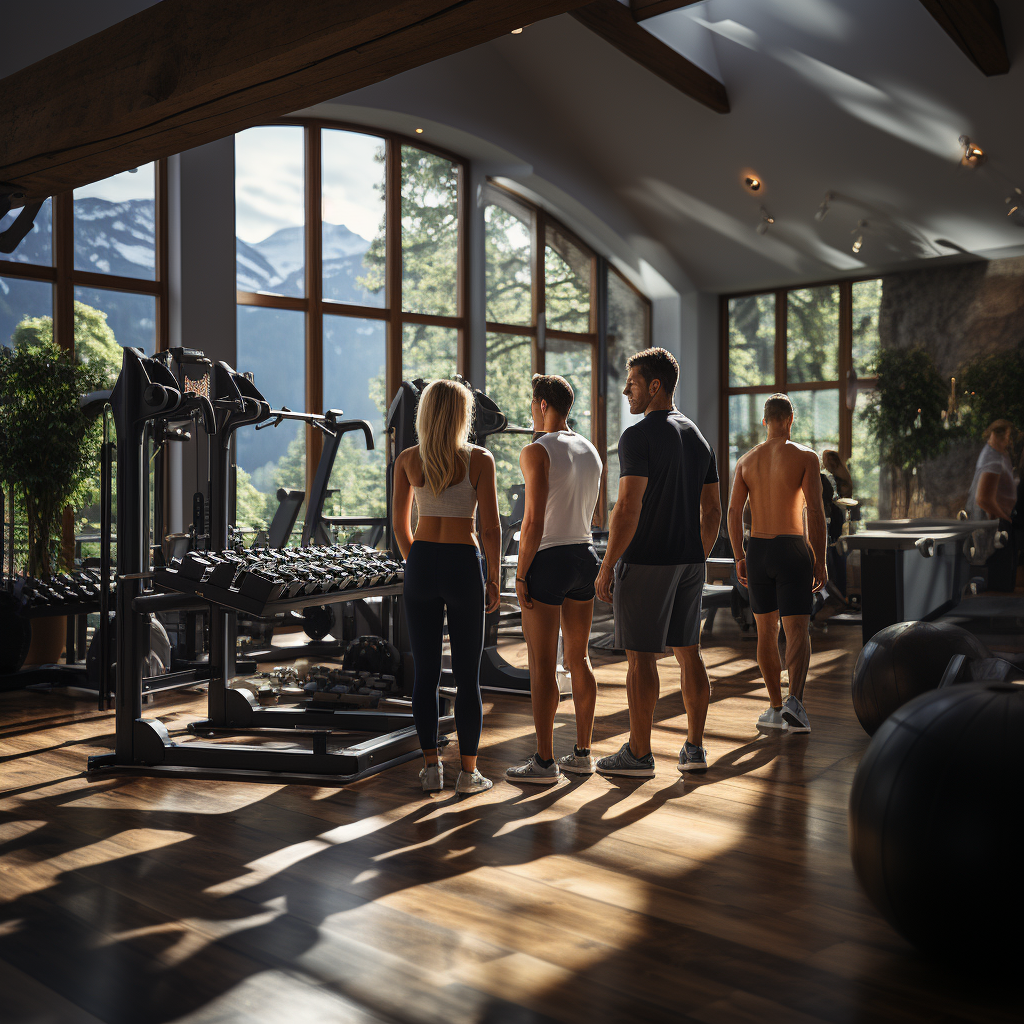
392,380,502,795
969,420,1018,592
822,450,853,499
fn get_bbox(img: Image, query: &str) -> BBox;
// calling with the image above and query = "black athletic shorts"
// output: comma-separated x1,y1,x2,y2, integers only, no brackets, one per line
525,544,600,605
745,535,813,617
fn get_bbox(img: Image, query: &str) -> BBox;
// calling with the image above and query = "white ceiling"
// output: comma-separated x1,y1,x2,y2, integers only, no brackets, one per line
335,0,1024,293
6,0,1024,295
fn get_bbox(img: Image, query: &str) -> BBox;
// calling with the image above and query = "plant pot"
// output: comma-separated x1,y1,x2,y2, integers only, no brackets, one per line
23,614,67,667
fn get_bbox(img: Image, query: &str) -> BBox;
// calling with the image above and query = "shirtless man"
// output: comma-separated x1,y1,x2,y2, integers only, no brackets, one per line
727,394,827,733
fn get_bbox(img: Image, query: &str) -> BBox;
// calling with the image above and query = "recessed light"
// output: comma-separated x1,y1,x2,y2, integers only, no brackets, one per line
415,128,424,134
511,27,523,34
958,135,986,167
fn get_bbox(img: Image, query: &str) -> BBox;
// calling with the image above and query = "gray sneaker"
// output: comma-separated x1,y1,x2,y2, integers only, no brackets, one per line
455,768,493,795
419,762,443,793
782,694,811,733
505,755,561,785
757,707,788,730
677,742,708,774
557,748,596,775
596,742,655,778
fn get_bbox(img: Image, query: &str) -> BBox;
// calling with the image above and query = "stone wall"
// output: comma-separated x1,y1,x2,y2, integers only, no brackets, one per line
876,256,1024,518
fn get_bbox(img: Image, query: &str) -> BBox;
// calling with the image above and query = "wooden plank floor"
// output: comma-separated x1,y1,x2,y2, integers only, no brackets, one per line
0,618,1018,1024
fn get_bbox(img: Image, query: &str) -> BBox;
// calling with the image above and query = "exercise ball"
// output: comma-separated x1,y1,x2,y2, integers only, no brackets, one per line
851,620,989,735
849,683,1024,964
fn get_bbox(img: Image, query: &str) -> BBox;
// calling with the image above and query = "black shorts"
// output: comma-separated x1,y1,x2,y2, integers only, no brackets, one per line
525,544,600,605
745,535,813,617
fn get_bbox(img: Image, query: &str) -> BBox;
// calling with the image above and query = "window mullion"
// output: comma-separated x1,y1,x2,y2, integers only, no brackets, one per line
305,125,324,491
386,138,403,400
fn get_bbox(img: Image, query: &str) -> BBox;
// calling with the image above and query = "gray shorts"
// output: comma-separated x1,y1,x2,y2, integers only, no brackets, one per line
613,561,704,653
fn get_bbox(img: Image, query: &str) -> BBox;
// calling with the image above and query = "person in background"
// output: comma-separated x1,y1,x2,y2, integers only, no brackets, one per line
821,450,853,499
969,420,1018,592
392,379,502,796
505,374,603,784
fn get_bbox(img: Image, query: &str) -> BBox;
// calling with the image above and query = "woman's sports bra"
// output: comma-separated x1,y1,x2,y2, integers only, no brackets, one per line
413,450,478,518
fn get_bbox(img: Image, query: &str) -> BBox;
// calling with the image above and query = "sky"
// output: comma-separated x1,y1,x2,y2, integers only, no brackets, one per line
74,163,155,203
234,125,385,246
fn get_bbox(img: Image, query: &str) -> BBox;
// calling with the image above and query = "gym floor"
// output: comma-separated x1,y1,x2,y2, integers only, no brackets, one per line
0,617,1017,1024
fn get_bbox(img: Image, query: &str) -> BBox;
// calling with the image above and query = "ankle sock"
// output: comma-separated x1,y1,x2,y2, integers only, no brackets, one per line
534,754,554,769
573,745,590,757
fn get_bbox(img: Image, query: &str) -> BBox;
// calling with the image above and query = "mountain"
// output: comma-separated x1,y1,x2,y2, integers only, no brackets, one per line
235,222,383,305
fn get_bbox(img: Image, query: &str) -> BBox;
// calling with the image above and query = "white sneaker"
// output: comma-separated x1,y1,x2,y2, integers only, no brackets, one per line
419,762,443,792
557,748,596,775
455,768,493,795
757,707,788,730
782,694,811,733
506,755,561,785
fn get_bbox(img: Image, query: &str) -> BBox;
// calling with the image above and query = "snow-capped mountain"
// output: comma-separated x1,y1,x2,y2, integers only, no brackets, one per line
236,221,382,305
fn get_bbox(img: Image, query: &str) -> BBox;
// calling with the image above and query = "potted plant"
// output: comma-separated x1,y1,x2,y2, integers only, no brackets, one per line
0,332,111,664
861,347,954,517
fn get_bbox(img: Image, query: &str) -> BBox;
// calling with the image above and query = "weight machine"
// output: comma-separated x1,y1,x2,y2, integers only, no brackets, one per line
88,347,451,782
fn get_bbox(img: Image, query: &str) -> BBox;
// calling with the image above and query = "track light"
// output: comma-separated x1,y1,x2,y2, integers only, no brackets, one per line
851,218,868,254
756,207,774,235
815,191,833,222
959,135,986,167
1006,188,1024,223
743,175,762,195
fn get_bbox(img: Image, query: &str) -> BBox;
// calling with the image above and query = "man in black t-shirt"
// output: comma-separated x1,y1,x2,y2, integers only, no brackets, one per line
594,347,721,778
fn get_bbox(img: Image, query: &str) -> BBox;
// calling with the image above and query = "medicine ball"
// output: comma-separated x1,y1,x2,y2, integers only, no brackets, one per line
849,683,1024,965
850,620,989,735
343,635,401,677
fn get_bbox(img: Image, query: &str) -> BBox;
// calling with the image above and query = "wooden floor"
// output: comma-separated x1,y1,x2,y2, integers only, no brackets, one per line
0,618,1018,1024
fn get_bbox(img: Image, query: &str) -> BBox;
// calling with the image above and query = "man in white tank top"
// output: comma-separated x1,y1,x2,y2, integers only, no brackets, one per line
506,375,604,784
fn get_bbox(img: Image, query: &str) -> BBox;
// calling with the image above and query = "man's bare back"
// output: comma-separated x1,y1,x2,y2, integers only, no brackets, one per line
736,438,820,538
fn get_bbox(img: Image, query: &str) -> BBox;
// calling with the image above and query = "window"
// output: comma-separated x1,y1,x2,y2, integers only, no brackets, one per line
0,165,167,570
234,122,467,517
606,271,649,509
722,278,881,521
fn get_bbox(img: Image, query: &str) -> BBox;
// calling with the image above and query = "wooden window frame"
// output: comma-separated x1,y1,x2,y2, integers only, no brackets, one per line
234,118,469,485
1,161,169,560
719,274,881,503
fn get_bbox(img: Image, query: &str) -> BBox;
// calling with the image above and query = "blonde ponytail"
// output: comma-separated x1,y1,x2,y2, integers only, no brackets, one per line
416,379,473,496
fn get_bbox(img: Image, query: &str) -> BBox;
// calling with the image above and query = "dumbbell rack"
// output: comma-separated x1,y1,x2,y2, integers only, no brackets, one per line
88,348,449,784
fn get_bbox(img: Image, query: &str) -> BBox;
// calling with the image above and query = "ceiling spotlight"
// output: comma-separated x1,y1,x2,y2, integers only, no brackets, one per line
851,218,868,254
511,26,523,34
743,175,762,194
959,135,986,167
756,207,774,235
815,191,834,222
415,128,424,134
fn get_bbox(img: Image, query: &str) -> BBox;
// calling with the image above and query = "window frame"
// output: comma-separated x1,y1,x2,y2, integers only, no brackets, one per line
718,275,880,502
0,161,170,354
235,118,469,484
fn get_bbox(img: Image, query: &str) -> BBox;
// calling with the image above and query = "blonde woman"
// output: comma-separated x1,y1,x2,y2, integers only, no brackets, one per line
392,379,502,795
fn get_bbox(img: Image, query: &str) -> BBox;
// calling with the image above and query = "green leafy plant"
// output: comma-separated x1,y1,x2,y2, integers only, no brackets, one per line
0,336,110,577
861,347,955,517
958,341,1024,446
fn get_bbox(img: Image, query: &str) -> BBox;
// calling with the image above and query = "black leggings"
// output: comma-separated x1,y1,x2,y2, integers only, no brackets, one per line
403,541,485,754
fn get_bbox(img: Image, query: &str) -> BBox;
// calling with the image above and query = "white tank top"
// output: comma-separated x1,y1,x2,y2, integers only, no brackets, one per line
412,449,478,518
535,431,603,550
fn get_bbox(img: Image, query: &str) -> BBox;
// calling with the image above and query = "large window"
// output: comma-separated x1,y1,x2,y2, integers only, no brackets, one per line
235,123,468,528
482,183,648,521
722,278,881,520
0,164,168,569
234,126,651,527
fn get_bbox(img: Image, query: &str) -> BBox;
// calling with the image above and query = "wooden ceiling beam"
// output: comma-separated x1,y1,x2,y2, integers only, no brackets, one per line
630,1,705,22
918,0,1009,75
572,0,728,113
0,0,591,201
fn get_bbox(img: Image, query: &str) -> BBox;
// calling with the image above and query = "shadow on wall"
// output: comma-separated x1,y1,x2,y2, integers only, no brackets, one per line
878,257,1024,518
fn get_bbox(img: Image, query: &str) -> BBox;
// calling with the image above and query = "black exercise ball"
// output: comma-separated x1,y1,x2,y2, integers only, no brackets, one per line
343,635,401,677
849,683,1024,964
851,620,989,735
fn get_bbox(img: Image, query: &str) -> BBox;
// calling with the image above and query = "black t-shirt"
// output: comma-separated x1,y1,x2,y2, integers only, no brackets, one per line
617,410,718,565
